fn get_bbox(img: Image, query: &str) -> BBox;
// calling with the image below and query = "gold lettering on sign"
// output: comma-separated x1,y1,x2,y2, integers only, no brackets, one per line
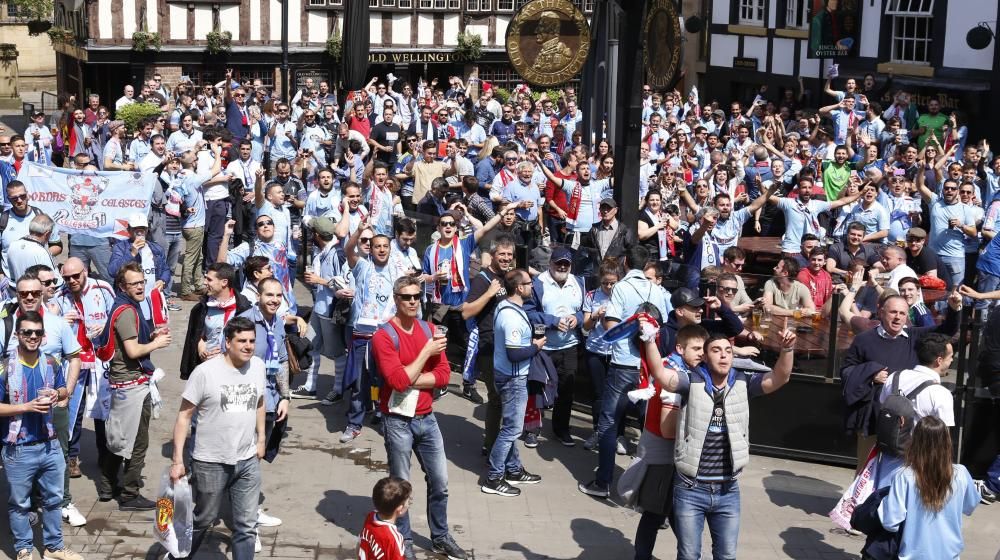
367,52,455,63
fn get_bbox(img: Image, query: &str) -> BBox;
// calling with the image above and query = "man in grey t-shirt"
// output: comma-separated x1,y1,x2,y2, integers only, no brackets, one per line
168,316,266,560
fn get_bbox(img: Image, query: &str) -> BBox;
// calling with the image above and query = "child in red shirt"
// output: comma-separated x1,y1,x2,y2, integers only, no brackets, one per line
358,477,411,560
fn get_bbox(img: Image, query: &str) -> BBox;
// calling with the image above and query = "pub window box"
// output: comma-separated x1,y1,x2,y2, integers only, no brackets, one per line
206,29,232,55
132,30,162,52
326,33,342,60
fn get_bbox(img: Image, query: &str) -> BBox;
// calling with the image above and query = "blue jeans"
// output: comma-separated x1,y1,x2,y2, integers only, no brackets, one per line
487,373,528,480
181,457,261,560
585,351,610,430
595,365,640,487
383,413,450,543
976,271,1000,313
672,473,740,560
3,441,65,552
939,255,965,291
346,336,374,430
164,231,183,296
69,241,112,283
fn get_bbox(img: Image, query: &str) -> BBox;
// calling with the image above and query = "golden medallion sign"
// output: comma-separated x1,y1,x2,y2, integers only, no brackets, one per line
643,0,682,90
506,0,591,87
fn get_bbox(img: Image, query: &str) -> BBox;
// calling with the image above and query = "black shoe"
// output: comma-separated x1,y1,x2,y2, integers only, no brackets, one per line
118,495,157,511
505,468,542,485
554,432,575,447
462,384,484,404
577,480,610,498
97,493,115,502
431,534,468,560
522,432,539,448
433,387,449,401
369,413,383,427
481,477,520,497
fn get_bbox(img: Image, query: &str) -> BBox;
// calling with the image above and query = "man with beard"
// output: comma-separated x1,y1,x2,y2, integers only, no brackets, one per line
917,172,978,288
821,145,854,200
462,235,516,443
337,220,404,443
913,98,947,148
94,263,171,511
523,248,586,448
65,108,95,162
219,213,296,314
333,182,368,241
423,208,510,384
303,168,340,225
55,257,115,487
769,176,862,256
363,162,397,238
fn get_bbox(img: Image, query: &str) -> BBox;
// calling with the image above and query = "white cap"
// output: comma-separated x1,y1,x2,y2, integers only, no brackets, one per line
128,212,149,228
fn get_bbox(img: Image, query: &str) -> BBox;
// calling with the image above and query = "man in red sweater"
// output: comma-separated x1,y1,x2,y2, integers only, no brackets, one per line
371,276,468,560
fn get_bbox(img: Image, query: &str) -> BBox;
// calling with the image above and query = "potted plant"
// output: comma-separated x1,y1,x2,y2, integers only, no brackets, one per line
455,31,482,61
132,30,162,52
11,0,54,35
46,26,75,44
206,29,232,55
325,33,342,61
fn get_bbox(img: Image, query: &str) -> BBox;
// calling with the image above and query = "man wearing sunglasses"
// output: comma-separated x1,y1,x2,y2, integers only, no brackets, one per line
916,173,978,288
0,310,85,560
219,214,296,315
223,68,250,140
370,275,469,560
1,180,61,277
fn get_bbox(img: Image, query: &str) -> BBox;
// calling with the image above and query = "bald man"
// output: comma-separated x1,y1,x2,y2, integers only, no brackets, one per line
54,257,116,481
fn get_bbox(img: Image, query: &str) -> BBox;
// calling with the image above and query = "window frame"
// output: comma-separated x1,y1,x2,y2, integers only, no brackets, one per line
784,0,806,30
737,0,764,26
885,0,935,65
495,0,514,11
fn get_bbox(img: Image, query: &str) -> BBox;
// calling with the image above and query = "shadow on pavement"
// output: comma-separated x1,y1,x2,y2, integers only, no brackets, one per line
763,469,843,516
501,517,633,559
779,527,857,560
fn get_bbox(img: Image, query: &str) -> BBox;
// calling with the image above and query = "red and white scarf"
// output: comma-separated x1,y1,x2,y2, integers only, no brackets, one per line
431,237,466,303
566,180,584,222
207,290,239,323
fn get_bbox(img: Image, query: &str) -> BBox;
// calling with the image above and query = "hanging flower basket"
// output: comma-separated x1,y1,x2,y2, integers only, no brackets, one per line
27,20,52,35
326,34,342,61
455,32,482,61
206,30,232,55
132,30,162,52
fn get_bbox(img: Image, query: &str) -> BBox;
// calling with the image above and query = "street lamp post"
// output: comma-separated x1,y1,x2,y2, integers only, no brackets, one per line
281,0,290,102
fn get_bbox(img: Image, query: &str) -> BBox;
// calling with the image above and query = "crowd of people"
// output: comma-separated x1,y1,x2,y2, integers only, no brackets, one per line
0,66,995,560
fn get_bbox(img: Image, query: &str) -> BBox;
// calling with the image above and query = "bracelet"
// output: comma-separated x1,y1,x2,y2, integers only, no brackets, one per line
781,347,795,353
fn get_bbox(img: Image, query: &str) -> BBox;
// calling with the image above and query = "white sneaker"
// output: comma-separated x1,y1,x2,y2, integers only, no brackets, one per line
615,437,627,455
61,503,87,527
257,508,282,527
254,530,262,553
583,432,599,451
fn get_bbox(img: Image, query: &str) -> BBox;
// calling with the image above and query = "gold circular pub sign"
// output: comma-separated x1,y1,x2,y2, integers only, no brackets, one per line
506,0,591,87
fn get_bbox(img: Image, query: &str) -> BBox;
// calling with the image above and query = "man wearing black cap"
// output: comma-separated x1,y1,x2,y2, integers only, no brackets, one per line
524,246,586,447
590,198,636,264
660,287,744,359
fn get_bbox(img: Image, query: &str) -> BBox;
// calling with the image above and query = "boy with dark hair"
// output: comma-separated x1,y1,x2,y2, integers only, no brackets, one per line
358,477,411,560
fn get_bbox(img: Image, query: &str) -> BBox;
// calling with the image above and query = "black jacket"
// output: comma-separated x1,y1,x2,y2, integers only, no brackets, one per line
659,303,744,357
589,220,637,262
179,292,253,379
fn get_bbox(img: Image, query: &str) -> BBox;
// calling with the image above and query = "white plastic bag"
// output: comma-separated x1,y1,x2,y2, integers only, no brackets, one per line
154,466,194,558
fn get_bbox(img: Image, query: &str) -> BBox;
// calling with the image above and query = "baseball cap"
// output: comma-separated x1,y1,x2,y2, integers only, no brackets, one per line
311,217,336,237
31,110,44,118
711,109,724,118
128,212,149,228
670,287,706,309
551,247,573,263
906,227,927,239
599,198,617,209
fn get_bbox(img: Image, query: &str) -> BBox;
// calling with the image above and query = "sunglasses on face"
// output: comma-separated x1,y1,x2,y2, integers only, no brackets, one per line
359,237,373,244
40,278,57,287
18,329,44,338
9,194,27,202
17,290,41,299
943,186,958,191
256,220,274,227
62,271,83,282
395,293,420,302
438,221,456,228
718,287,738,295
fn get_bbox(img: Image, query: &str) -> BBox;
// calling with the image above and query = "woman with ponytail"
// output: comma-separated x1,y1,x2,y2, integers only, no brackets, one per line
878,416,979,560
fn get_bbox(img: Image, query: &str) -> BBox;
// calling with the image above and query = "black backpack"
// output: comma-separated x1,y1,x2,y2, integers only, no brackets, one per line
875,371,936,457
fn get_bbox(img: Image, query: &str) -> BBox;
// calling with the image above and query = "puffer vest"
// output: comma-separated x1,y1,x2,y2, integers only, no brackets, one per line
674,371,751,479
